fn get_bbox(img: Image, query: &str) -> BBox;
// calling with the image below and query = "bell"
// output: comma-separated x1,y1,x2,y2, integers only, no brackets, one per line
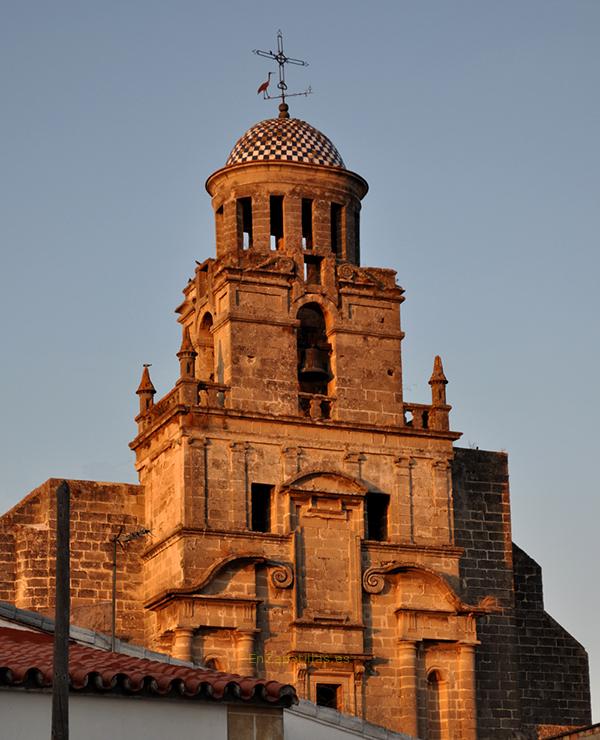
299,347,329,380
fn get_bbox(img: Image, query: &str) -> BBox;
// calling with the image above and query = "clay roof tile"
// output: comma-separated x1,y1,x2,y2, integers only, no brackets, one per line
0,627,297,707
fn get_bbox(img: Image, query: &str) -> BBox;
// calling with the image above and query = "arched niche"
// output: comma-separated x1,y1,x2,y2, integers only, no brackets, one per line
426,668,449,740
196,312,214,381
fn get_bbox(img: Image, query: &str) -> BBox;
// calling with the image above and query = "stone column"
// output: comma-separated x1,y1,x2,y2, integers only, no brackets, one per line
312,199,331,251
343,202,356,262
458,644,477,740
283,194,302,257
236,630,257,676
397,640,419,737
219,199,238,256
251,193,270,252
172,627,195,662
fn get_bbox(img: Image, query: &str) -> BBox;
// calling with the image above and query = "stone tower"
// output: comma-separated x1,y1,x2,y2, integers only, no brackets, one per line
0,103,590,740
131,104,481,737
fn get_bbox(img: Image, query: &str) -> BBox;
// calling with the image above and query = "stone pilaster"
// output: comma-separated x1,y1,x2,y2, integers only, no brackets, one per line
229,441,250,529
458,643,477,740
433,458,454,544
393,456,414,543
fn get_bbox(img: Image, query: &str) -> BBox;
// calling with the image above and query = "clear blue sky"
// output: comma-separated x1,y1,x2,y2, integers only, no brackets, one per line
1,0,599,720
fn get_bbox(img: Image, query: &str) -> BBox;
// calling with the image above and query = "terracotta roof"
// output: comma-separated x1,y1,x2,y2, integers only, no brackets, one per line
0,627,296,706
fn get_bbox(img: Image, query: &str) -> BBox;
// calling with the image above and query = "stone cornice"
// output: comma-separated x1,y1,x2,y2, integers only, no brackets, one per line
141,525,291,561
362,541,464,558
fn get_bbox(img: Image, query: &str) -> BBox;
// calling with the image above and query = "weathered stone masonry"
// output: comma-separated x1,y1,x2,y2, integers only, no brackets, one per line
0,107,591,739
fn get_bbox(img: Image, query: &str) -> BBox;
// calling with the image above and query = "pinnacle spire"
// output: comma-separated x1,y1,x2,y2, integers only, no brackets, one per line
178,326,196,356
136,364,156,395
429,355,448,385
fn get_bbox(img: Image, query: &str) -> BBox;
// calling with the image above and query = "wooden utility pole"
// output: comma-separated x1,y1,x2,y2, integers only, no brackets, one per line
51,480,70,740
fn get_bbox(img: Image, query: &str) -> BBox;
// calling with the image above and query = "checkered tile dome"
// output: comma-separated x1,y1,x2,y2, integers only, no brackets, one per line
226,118,345,169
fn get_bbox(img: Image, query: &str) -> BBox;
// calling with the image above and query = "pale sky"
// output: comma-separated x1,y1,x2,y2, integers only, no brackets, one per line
1,0,599,721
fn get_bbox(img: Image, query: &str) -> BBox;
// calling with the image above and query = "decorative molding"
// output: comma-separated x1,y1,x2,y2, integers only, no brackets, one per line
362,568,387,594
145,554,295,609
270,564,294,589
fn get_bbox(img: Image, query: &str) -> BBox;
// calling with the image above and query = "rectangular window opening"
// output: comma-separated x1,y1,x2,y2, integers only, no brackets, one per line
270,195,284,251
251,483,273,533
302,198,313,250
304,255,322,285
330,203,343,256
316,683,341,710
238,197,252,250
366,493,389,541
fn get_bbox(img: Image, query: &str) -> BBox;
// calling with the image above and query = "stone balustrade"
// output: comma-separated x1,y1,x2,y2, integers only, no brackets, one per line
403,402,450,432
298,392,334,420
197,381,229,408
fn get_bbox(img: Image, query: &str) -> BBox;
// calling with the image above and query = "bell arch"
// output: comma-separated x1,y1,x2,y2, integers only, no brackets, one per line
196,311,214,380
297,303,331,395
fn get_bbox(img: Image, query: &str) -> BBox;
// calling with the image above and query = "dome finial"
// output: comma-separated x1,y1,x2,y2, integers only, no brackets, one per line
253,31,312,112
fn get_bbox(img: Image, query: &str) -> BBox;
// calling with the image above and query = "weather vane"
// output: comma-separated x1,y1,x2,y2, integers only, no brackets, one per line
254,30,312,109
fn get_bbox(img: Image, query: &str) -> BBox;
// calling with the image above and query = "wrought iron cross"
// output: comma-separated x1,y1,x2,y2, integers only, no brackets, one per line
254,30,312,104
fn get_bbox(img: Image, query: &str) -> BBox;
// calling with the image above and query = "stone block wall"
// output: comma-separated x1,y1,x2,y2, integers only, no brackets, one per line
452,447,523,739
0,478,145,644
513,544,591,734
453,448,592,739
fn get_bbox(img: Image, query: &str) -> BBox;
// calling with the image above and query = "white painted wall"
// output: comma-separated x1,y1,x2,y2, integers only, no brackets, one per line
0,690,414,740
0,691,227,739
284,700,414,740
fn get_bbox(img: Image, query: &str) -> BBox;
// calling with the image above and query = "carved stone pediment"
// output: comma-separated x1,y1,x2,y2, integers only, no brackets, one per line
145,554,294,610
282,469,368,497
362,561,497,619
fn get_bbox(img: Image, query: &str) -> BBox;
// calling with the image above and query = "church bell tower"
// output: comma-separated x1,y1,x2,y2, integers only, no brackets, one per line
130,100,481,739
